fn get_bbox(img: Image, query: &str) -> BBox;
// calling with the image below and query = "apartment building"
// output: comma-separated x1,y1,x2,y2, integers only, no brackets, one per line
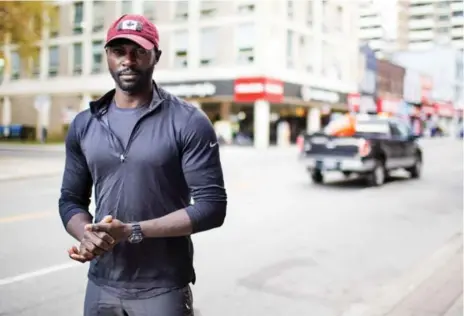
0,0,359,147
357,0,409,57
408,0,464,51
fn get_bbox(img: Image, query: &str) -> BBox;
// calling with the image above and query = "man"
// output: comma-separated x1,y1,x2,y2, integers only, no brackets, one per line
59,14,227,316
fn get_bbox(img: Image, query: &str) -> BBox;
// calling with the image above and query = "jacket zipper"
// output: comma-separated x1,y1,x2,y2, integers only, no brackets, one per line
98,100,164,163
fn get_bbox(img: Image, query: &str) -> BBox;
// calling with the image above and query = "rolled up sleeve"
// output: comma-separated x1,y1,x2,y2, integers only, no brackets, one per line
181,109,227,233
58,117,93,228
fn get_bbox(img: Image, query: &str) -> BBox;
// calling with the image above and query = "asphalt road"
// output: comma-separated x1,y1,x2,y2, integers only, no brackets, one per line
0,141,462,316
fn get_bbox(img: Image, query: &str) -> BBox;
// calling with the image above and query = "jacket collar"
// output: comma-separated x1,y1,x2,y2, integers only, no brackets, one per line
89,80,164,116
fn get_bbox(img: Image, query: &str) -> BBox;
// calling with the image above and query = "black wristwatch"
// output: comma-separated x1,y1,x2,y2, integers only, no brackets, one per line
128,222,144,244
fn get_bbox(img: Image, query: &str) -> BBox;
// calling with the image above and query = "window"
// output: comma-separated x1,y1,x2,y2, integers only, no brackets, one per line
287,0,294,19
237,3,255,14
10,51,20,80
49,6,60,38
286,30,294,68
143,1,156,22
29,47,40,78
92,41,104,74
121,1,132,14
390,122,409,138
48,46,59,77
200,1,216,17
236,23,255,65
305,37,314,73
173,30,188,68
93,1,105,32
306,2,313,26
175,1,188,20
73,43,83,75
73,2,84,34
335,6,343,32
199,28,218,66
321,0,328,33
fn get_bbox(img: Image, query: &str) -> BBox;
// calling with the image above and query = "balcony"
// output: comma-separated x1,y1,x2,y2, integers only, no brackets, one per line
409,30,435,40
451,16,464,25
408,19,434,29
359,27,384,40
409,5,434,16
451,1,464,11
358,16,382,28
408,41,434,51
452,26,464,37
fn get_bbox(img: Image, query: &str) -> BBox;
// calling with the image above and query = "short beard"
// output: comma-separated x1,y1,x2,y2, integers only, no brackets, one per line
110,67,154,94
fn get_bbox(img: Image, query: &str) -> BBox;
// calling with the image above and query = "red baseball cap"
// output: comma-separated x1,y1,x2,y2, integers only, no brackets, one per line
106,14,159,50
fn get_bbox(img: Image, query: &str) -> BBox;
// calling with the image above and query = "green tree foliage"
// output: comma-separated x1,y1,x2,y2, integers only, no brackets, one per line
0,1,58,74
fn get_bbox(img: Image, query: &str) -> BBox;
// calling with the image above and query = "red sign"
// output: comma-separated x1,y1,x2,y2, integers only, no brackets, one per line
233,77,284,103
347,93,360,112
434,102,455,118
377,98,401,114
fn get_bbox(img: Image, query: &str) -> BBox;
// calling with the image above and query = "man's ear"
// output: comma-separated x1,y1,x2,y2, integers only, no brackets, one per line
155,50,162,63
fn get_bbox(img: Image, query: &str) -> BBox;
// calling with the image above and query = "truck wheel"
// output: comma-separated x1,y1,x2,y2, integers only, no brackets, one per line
366,160,386,187
407,155,422,179
311,170,324,184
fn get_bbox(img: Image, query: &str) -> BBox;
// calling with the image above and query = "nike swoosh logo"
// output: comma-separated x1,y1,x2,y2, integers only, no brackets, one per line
209,142,218,147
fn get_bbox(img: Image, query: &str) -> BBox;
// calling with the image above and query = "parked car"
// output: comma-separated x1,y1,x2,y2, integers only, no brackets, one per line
300,115,423,187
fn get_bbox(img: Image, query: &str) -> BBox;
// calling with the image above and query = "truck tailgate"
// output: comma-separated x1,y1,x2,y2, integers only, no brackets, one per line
304,134,361,157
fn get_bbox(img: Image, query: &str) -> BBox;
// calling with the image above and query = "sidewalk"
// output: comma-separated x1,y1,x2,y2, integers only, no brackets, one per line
0,157,64,181
348,233,463,316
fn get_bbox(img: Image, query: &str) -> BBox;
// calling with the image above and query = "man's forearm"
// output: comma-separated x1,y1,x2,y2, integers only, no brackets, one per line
66,212,93,241
139,209,193,238
138,201,226,238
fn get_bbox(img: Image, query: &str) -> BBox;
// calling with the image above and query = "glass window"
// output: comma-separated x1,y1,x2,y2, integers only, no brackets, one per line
93,1,105,32
73,2,84,34
29,47,40,78
73,43,83,75
200,1,216,17
306,1,313,26
49,5,60,37
286,30,294,68
287,0,294,19
92,41,104,74
175,1,188,20
237,3,255,14
48,46,59,77
236,23,255,65
143,1,156,22
121,1,132,14
199,27,218,66
173,30,188,68
10,51,20,80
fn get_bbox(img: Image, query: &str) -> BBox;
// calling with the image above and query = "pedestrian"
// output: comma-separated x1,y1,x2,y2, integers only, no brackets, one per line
59,14,227,316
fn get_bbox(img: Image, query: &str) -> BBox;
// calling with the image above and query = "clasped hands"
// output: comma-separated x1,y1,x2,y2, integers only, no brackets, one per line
67,215,132,263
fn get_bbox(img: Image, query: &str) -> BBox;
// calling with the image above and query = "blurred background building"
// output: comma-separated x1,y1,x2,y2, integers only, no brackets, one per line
0,0,462,146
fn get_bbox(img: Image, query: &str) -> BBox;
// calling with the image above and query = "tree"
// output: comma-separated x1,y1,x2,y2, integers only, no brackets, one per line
0,1,57,75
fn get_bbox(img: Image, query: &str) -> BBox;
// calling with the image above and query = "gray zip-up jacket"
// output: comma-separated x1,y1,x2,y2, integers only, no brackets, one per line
58,84,227,289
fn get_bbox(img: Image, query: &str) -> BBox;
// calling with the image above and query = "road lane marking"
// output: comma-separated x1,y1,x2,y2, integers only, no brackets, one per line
0,211,54,224
0,262,82,287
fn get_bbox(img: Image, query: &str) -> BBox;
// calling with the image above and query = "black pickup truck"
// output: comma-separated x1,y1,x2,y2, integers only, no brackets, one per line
300,115,423,186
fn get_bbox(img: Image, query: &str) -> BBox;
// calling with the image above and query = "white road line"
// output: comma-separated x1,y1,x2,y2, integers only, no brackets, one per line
0,262,82,287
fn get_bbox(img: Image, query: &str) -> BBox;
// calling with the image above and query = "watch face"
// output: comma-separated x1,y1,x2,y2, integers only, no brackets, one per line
128,233,143,244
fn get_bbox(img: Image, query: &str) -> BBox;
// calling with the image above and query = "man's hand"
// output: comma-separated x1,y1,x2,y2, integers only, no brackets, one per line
86,218,132,244
67,215,115,263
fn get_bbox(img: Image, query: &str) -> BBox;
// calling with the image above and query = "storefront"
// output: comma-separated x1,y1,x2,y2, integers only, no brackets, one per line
158,77,349,148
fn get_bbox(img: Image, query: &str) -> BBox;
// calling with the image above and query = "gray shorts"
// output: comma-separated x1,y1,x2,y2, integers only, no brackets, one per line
83,281,194,316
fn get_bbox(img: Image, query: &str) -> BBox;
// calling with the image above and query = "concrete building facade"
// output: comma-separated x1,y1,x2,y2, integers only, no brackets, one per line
0,0,360,147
